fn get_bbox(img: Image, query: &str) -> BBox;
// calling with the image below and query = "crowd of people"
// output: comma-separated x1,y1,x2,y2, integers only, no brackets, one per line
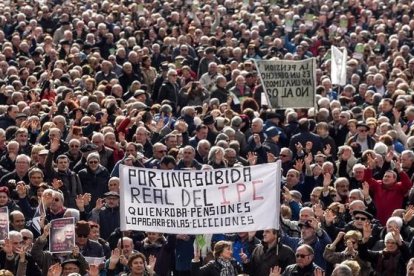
0,0,414,275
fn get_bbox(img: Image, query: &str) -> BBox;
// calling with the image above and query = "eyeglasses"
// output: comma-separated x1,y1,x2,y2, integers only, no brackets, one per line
89,161,99,164
295,254,310,258
77,234,88,238
354,216,367,221
279,154,288,157
330,194,337,198
22,236,32,241
170,74,178,77
157,150,167,153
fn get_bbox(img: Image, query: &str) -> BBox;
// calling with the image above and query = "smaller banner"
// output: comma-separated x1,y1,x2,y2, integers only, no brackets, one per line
50,218,75,254
331,46,347,86
255,58,316,109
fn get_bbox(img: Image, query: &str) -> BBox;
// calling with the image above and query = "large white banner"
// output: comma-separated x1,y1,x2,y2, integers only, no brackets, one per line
255,58,316,109
119,162,281,234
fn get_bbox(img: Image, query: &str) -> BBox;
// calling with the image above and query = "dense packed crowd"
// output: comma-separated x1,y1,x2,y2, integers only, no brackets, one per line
0,0,414,275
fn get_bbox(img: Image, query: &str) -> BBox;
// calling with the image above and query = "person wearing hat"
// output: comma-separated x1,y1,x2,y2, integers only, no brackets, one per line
75,220,104,258
91,191,120,240
324,230,373,276
281,216,332,270
78,152,110,209
197,46,220,77
346,121,376,157
263,126,282,157
71,143,97,173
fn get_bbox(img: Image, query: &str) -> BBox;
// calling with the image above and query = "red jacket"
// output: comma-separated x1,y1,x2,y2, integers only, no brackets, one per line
364,169,412,225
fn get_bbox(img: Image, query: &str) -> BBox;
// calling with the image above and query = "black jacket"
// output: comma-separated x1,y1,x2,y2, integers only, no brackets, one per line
246,242,295,276
45,152,83,208
192,259,243,276
0,114,16,130
78,165,110,208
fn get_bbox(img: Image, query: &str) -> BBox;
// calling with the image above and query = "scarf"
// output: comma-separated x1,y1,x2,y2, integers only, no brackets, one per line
217,258,236,276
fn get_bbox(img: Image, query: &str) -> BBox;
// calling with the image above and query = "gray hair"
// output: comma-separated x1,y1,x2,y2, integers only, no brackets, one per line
332,264,353,276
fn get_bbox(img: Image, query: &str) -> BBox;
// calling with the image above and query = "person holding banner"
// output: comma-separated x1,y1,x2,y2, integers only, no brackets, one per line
192,240,243,276
31,223,88,276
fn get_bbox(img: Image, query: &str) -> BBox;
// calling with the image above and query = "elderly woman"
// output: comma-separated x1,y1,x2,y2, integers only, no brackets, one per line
117,252,155,276
207,146,227,169
359,223,410,275
323,230,373,276
192,241,243,276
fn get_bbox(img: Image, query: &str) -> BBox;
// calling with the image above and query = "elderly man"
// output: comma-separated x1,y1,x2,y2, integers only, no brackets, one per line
0,154,31,186
242,229,295,275
176,146,202,170
0,231,42,275
364,154,412,225
272,245,324,276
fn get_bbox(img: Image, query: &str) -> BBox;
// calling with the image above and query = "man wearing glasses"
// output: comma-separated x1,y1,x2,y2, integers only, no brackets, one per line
270,245,323,276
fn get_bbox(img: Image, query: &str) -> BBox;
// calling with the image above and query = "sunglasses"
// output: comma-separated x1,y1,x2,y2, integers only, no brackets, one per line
295,254,310,258
89,161,99,164
354,216,367,221
53,198,60,202
22,236,31,241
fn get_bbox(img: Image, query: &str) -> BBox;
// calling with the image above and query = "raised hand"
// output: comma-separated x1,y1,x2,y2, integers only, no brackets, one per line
362,222,372,242
295,142,303,153
267,152,277,163
51,179,63,190
88,264,100,276
247,152,257,166
323,173,331,188
83,193,92,205
47,263,62,276
304,153,313,165
366,153,376,169
110,248,121,265
239,248,249,264
148,255,157,269
360,182,370,199
404,205,414,224
3,239,13,255
75,194,85,211
293,159,304,172
42,223,51,238
269,266,282,276
50,138,60,153
282,186,292,203
323,144,331,156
